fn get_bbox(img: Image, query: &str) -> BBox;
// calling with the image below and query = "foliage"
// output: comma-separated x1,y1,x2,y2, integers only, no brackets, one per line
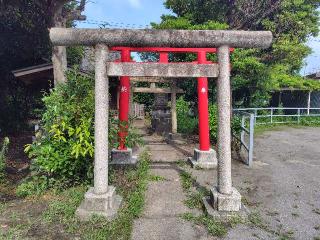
182,213,228,237
176,97,242,141
43,150,151,239
176,97,198,134
0,0,85,133
5,150,151,239
20,69,142,195
0,137,10,181
208,104,242,142
154,0,320,107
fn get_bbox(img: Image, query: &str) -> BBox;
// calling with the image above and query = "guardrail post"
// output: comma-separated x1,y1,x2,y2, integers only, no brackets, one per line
248,114,255,166
297,108,301,124
254,109,257,125
271,108,273,124
240,115,245,149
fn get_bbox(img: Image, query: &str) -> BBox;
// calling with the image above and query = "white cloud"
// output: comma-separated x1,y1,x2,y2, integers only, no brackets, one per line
128,0,142,8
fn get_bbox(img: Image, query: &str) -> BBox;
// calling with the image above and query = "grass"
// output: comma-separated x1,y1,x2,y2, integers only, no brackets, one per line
0,149,151,240
0,137,9,182
179,171,195,191
254,119,320,136
148,174,166,182
178,167,244,237
181,213,228,237
313,209,320,215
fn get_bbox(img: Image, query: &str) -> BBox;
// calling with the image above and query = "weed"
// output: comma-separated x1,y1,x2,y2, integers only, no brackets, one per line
179,171,195,191
184,192,203,209
313,209,320,215
176,160,187,168
148,175,166,182
248,212,266,229
42,151,150,240
0,137,9,182
266,210,279,216
278,230,294,240
314,237,320,240
291,212,299,217
228,215,245,228
181,213,228,237
315,225,320,230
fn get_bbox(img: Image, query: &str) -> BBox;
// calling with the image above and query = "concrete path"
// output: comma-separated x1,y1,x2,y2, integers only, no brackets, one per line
131,127,214,240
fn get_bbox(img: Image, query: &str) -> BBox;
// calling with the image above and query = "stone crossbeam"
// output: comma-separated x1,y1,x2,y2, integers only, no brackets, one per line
130,77,170,83
133,87,184,94
106,62,219,78
50,28,272,49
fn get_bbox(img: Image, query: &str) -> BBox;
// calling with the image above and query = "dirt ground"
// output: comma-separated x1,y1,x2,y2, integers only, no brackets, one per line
189,127,320,239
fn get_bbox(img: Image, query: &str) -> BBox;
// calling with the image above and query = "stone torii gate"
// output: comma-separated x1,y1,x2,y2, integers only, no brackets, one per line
50,28,272,220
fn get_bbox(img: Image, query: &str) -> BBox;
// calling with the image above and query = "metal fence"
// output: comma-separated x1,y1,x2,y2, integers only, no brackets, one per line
133,103,145,119
232,112,255,166
234,107,320,125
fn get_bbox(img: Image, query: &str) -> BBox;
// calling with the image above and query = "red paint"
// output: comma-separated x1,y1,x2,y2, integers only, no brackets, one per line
159,52,169,63
118,49,131,150
197,51,210,151
111,47,234,53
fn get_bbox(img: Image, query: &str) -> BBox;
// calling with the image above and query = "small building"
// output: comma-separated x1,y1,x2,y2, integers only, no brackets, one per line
271,71,320,112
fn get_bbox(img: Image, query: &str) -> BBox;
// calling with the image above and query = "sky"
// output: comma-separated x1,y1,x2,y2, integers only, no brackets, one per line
77,0,320,75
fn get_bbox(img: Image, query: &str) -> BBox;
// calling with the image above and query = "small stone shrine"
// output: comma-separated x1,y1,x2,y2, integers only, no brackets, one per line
151,93,172,134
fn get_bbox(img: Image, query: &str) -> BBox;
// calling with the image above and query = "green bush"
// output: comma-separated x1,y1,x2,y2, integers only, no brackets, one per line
176,97,198,134
21,69,142,194
209,104,241,143
0,137,9,181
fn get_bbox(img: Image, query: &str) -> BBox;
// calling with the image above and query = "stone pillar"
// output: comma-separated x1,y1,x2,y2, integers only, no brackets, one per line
52,46,67,85
93,44,109,194
204,46,241,215
76,44,122,221
171,80,177,134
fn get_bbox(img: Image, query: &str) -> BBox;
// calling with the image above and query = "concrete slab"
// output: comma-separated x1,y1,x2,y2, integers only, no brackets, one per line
132,217,213,240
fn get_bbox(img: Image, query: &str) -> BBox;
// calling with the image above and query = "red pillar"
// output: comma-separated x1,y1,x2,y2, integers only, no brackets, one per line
159,52,169,63
118,49,131,150
197,51,210,151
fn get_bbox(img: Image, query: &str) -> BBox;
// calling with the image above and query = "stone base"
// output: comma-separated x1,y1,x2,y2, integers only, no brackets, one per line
165,133,186,145
203,196,248,221
110,148,138,166
188,148,217,169
76,187,122,221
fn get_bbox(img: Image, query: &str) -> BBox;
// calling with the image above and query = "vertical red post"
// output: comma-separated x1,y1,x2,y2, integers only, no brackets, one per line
197,51,210,151
118,48,131,150
159,52,169,63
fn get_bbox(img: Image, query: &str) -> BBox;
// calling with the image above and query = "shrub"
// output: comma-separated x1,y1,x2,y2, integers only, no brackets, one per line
0,137,9,181
209,104,242,143
176,97,198,134
22,69,142,194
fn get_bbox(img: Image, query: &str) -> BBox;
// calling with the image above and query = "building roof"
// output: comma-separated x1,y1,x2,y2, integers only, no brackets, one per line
306,72,320,80
12,63,53,85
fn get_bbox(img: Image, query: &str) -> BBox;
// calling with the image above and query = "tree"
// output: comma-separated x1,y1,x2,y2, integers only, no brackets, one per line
153,0,320,106
0,0,85,132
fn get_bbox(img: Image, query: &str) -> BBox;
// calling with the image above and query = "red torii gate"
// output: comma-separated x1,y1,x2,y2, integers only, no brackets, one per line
111,46,234,165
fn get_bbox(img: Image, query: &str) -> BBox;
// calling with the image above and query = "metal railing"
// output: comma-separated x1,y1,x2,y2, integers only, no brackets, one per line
232,112,255,166
133,103,145,119
234,107,320,125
